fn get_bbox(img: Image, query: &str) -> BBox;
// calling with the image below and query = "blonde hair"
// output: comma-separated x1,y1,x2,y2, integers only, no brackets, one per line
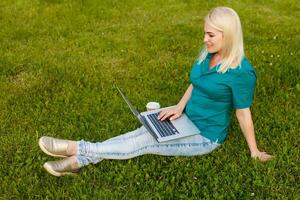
198,7,244,73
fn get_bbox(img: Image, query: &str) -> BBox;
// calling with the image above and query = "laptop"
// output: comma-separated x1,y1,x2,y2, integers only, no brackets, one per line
117,87,200,143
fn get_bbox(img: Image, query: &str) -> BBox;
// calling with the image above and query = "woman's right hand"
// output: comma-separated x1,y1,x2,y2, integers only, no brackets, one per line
157,105,184,121
251,150,273,162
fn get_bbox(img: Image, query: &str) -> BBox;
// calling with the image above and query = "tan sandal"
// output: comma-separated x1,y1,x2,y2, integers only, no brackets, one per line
43,156,79,177
39,136,73,157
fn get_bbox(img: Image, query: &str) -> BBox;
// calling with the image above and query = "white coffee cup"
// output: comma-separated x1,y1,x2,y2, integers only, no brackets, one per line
146,102,160,111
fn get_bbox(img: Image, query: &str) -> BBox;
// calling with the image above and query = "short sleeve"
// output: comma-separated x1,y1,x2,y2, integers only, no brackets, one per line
232,70,257,109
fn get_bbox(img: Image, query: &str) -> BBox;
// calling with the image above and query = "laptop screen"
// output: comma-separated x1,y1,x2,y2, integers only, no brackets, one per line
116,86,140,117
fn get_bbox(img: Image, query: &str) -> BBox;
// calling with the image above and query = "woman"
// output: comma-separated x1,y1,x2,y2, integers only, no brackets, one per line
39,7,272,176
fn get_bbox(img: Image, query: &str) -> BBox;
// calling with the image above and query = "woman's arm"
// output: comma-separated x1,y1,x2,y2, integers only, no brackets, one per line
177,84,193,111
158,84,193,121
235,108,273,162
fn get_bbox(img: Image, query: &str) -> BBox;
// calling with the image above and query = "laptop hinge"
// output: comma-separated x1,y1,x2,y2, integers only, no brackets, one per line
139,115,158,141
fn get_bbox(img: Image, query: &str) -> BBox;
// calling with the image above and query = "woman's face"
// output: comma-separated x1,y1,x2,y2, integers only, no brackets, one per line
203,22,224,54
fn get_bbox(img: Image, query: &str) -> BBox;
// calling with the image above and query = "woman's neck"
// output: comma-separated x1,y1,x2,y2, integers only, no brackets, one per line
209,53,222,69
213,52,222,60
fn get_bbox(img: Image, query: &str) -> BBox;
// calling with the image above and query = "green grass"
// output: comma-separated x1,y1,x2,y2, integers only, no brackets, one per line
0,0,299,199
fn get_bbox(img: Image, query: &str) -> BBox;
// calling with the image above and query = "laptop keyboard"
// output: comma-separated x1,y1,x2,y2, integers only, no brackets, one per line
147,112,179,137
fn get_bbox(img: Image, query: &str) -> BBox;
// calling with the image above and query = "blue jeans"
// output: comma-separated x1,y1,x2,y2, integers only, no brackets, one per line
75,126,220,167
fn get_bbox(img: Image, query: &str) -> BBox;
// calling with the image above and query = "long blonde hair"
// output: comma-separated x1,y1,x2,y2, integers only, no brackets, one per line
198,7,244,73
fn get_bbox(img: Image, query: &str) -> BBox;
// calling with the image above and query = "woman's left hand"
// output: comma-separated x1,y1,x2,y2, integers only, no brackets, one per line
251,150,273,162
158,105,184,121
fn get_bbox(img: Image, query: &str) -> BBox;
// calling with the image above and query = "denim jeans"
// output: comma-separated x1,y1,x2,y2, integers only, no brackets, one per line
76,126,220,167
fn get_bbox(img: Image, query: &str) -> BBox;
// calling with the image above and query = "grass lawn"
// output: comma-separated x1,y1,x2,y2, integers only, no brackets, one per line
0,0,299,199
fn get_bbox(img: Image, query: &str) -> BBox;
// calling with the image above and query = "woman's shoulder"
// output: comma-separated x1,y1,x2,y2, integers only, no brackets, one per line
231,57,256,75
225,57,256,84
241,57,254,70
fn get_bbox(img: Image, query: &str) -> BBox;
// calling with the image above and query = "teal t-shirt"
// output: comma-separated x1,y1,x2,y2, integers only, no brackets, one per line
185,53,256,144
